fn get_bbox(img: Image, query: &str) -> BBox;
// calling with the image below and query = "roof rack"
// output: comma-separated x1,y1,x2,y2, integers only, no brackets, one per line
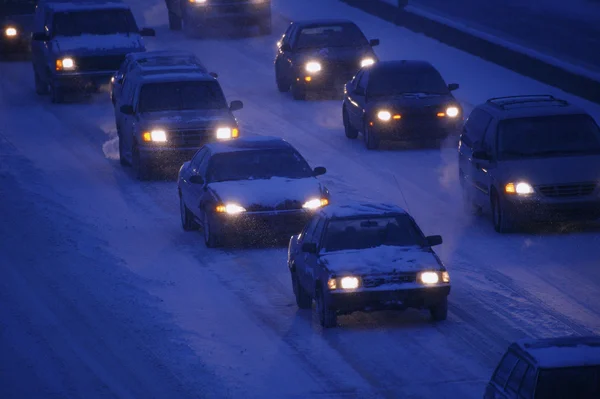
486,95,570,109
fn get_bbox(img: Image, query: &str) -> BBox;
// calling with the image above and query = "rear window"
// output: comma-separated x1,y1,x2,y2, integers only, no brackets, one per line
536,366,600,399
138,80,227,112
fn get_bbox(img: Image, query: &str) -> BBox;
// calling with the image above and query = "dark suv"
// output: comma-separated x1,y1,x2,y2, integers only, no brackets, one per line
165,0,271,37
458,95,600,232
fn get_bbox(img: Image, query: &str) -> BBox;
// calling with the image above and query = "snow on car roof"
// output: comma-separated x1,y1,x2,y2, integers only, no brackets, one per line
320,202,408,219
207,136,293,154
141,66,205,75
46,0,129,12
293,18,356,28
129,50,197,61
140,71,214,83
515,336,600,368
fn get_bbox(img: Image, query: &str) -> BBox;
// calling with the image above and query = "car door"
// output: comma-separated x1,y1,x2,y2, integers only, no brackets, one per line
301,216,327,292
458,108,493,202
296,216,320,291
182,148,208,216
280,25,297,80
348,70,367,129
194,150,213,220
31,5,46,76
118,79,140,155
484,350,520,399
473,118,499,208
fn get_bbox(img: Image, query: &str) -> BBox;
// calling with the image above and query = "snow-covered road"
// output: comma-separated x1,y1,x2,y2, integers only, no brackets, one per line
1,0,599,397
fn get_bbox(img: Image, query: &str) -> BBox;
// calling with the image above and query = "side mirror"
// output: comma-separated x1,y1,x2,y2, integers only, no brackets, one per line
280,43,291,52
230,100,243,111
301,242,317,254
120,105,134,115
354,87,365,96
426,235,443,247
189,175,204,184
369,38,380,47
32,32,50,41
140,28,156,37
448,83,459,91
313,166,326,176
209,72,218,78
472,150,490,160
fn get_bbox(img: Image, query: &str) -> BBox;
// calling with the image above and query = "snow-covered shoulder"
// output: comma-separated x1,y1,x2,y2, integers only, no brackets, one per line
320,245,441,275
55,34,143,52
516,337,600,368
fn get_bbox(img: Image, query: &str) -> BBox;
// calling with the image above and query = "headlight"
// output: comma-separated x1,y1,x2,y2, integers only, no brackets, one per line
216,127,239,140
505,182,534,195
142,130,167,142
302,198,329,209
5,27,17,37
377,110,391,121
327,276,360,290
445,106,459,117
216,203,246,215
442,271,450,283
305,61,322,73
189,0,207,3
361,57,375,67
56,57,75,71
419,271,440,285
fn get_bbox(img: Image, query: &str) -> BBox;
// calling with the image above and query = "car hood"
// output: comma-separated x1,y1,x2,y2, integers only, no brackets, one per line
367,93,459,112
1,14,34,33
141,109,235,130
53,33,145,55
298,45,376,64
497,154,600,185
320,245,441,275
208,177,324,210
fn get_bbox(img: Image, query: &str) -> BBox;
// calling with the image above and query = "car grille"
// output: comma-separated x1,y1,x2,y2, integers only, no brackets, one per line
246,200,304,212
536,182,597,198
322,60,360,79
168,128,212,147
362,273,417,288
76,54,127,72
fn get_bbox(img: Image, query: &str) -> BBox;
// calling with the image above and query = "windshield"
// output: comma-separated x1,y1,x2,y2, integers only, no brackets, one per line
0,0,36,15
207,149,314,182
296,23,368,49
536,366,600,398
498,114,600,159
368,69,450,97
138,81,227,112
322,216,425,252
52,9,138,36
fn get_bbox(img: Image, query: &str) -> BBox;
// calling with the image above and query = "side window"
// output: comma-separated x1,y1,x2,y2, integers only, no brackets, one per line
280,24,293,47
302,216,320,241
463,108,493,146
357,70,369,91
493,351,519,388
482,119,498,156
121,77,134,105
312,218,327,246
197,151,211,177
519,365,537,399
351,70,363,89
190,148,207,171
506,359,528,394
44,10,52,35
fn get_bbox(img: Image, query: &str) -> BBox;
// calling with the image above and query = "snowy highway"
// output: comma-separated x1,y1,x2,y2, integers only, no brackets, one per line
1,0,600,398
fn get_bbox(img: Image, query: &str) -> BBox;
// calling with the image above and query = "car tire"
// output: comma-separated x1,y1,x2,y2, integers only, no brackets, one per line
258,19,272,35
291,269,312,309
180,195,199,231
315,286,337,328
34,70,48,95
430,298,448,321
49,79,64,104
491,191,514,233
203,210,220,248
343,107,358,139
117,129,130,166
132,143,151,180
275,65,290,93
291,81,306,101
168,11,182,30
363,122,380,150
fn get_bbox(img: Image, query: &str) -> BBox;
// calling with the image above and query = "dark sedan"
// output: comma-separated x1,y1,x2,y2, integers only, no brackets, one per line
274,19,379,100
0,0,37,55
342,60,462,149
178,136,330,248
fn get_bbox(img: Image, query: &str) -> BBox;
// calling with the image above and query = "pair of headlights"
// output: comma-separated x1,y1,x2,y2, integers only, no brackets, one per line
376,106,460,121
305,57,375,74
215,198,329,215
328,271,450,290
142,127,239,142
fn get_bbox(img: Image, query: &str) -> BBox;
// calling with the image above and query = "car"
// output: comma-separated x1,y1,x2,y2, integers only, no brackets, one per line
274,19,379,100
177,136,329,248
110,50,217,106
484,336,600,398
165,0,272,37
287,202,450,328
458,95,600,233
30,0,155,103
115,69,243,180
0,0,37,56
342,60,462,149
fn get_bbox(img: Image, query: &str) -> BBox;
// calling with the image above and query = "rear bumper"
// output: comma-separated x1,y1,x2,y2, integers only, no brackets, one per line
52,71,114,91
185,3,270,24
213,209,313,237
329,285,451,314
504,196,600,222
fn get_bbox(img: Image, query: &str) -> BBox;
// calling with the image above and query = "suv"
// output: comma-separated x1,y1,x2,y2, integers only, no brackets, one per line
165,0,271,37
1,0,37,55
30,0,155,103
458,95,600,233
485,336,600,398
114,69,243,180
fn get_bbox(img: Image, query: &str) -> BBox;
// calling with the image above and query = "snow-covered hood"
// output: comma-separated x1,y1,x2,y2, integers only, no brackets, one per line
208,177,324,211
497,154,600,185
53,33,145,55
320,246,442,275
141,109,235,131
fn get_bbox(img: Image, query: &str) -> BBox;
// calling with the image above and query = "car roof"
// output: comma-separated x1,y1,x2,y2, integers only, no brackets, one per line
139,71,215,83
319,202,408,219
477,95,587,120
45,0,129,12
371,60,437,73
292,19,357,29
512,336,600,369
128,50,197,62
206,136,295,154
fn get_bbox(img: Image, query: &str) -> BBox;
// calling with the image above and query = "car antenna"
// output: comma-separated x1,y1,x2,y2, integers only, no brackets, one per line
392,174,412,214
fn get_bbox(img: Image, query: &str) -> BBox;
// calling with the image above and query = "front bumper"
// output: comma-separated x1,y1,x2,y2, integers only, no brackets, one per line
503,196,600,223
296,70,357,91
185,2,270,24
139,146,200,166
329,284,451,315
52,71,114,91
213,209,314,237
370,119,461,141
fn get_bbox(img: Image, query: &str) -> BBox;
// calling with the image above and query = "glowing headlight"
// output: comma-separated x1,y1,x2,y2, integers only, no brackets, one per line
340,276,360,290
216,203,246,214
5,27,17,37
442,271,450,283
142,130,167,142
302,198,329,210
445,106,459,117
305,61,322,73
189,0,207,3
419,271,439,285
361,57,375,67
377,110,391,121
505,182,534,195
216,127,239,140
56,57,75,71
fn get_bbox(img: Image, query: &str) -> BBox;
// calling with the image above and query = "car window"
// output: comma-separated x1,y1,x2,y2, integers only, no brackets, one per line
138,80,227,112
295,23,368,49
280,24,293,47
302,216,320,241
507,359,529,393
519,365,537,398
356,70,368,92
463,108,493,146
493,351,519,388
52,8,139,36
535,365,600,398
122,77,136,106
311,218,327,246
367,67,450,97
481,119,498,156
190,148,208,171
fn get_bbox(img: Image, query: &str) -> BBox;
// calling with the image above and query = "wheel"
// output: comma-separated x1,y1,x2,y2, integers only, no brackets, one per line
132,143,151,180
34,70,48,95
203,211,220,248
258,19,272,35
275,64,290,93
291,269,312,309
49,79,64,103
180,195,199,231
168,11,182,30
343,107,358,139
315,286,337,328
117,129,130,166
491,191,514,233
430,298,448,321
291,81,306,101
363,122,380,150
